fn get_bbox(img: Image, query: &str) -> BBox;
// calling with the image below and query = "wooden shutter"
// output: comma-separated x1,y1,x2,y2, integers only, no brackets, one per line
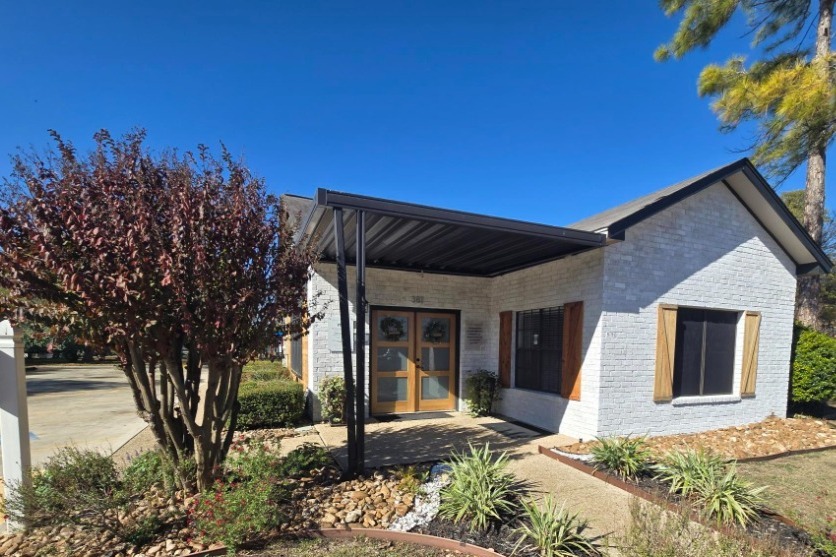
560,301,584,401
740,311,761,397
654,304,677,402
498,311,512,388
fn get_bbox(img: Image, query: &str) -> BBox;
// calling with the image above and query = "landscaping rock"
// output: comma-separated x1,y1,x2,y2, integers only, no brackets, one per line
560,416,836,460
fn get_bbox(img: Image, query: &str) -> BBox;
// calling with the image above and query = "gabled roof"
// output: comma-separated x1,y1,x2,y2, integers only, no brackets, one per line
570,158,831,275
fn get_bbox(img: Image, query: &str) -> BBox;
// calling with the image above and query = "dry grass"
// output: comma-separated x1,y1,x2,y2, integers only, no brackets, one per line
241,536,458,556
738,449,836,536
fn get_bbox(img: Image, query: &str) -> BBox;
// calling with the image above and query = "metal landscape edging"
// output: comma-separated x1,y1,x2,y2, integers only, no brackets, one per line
179,527,509,557
537,445,807,534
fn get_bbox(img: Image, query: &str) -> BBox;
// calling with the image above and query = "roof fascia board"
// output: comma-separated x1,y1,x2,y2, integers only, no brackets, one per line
738,165,832,273
315,188,606,246
607,159,750,238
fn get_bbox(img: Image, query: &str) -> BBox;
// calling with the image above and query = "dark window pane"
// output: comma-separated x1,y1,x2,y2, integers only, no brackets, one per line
515,307,563,394
673,309,704,397
290,334,302,378
672,308,737,397
703,311,737,395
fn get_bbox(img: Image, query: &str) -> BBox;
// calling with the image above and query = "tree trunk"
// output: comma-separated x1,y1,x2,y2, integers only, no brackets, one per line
797,0,833,329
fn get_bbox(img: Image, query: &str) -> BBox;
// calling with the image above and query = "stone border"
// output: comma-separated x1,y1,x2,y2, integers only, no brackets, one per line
180,527,509,557
537,445,804,533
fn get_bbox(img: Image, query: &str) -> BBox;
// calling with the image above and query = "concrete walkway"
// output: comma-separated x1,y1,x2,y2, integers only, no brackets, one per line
315,413,635,539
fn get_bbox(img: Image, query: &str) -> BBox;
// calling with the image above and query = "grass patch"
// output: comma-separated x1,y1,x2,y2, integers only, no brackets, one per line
241,536,455,556
738,449,836,539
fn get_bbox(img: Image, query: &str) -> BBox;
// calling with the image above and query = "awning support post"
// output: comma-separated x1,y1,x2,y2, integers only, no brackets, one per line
354,210,366,474
333,208,358,477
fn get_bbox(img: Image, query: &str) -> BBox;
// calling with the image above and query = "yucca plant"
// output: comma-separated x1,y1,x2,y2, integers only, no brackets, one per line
513,496,601,557
653,449,726,497
438,443,520,532
590,436,650,480
693,465,766,527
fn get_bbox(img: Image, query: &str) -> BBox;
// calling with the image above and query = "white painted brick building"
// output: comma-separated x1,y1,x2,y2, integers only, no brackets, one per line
285,159,830,440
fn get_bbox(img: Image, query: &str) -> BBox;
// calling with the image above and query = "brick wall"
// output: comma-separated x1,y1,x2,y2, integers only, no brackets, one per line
596,183,797,436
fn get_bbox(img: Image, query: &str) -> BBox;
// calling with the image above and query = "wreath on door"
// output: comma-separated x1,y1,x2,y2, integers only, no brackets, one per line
424,319,447,343
379,316,405,341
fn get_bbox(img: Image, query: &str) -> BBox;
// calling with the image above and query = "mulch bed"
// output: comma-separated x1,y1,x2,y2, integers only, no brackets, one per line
413,519,533,557
560,416,836,460
541,448,826,557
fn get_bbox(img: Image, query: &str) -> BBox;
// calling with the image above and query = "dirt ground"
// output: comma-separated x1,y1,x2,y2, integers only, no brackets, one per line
560,416,836,460
241,537,459,557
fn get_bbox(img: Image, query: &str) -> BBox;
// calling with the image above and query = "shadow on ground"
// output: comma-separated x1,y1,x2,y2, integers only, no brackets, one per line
319,416,546,469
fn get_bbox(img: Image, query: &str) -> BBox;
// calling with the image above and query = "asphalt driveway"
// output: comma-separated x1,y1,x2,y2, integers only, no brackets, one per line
0,363,146,470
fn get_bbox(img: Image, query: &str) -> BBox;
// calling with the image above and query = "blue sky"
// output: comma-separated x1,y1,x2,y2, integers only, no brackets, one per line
1,1,828,225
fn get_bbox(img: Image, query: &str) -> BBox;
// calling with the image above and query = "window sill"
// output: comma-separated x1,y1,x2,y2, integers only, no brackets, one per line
671,394,741,407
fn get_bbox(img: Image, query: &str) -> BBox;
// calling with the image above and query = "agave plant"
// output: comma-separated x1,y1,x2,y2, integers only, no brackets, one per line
438,443,520,532
590,436,650,480
514,496,601,557
693,464,767,527
653,449,726,497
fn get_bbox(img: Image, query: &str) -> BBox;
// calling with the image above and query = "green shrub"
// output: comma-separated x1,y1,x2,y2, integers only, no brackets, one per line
439,443,520,531
123,450,166,493
189,478,282,555
237,380,304,429
242,359,294,383
319,376,346,423
791,326,836,404
653,449,726,497
692,465,766,527
278,442,333,478
590,436,650,480
464,369,500,416
3,447,123,528
514,496,600,557
2,447,165,545
393,465,429,495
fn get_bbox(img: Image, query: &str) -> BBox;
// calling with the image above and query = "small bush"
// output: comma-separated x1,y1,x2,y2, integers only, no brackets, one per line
393,465,429,495
189,479,281,555
464,369,500,416
514,496,601,557
2,447,164,545
590,436,650,480
791,326,836,404
122,450,166,493
237,380,304,429
692,465,766,527
277,442,333,478
653,449,726,497
242,360,295,383
439,443,520,531
319,376,346,423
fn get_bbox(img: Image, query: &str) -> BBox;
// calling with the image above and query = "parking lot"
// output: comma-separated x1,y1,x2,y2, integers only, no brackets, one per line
0,363,146,471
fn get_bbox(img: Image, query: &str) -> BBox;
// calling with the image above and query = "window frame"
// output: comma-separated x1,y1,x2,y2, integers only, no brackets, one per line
514,306,564,394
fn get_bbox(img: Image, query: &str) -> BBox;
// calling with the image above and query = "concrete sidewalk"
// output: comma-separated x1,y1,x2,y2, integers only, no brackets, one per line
315,413,635,539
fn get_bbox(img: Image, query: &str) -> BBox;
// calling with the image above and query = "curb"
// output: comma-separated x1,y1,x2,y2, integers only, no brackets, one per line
180,527,509,557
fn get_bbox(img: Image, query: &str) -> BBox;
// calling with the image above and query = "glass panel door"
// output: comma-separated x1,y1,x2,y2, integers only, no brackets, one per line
371,310,414,414
416,312,457,411
370,309,457,414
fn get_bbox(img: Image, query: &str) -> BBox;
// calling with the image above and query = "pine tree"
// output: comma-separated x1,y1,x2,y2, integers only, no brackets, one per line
657,0,835,329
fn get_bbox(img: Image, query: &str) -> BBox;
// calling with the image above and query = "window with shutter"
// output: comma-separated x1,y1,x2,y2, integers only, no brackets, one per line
515,306,564,394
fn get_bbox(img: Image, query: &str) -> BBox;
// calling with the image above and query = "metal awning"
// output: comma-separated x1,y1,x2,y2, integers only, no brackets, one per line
297,189,607,277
